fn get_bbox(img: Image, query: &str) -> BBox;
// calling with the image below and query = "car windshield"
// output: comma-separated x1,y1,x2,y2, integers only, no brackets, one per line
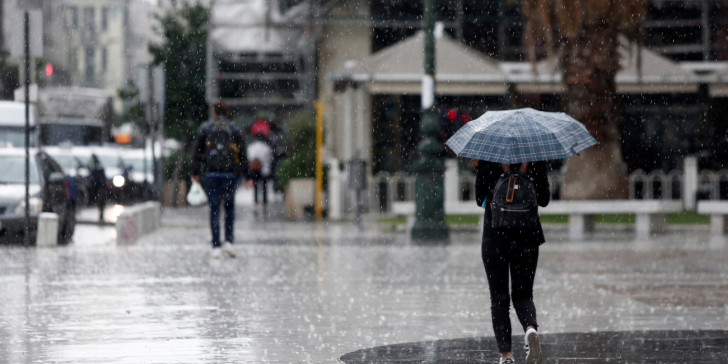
0,155,40,184
0,127,33,148
123,157,150,172
48,153,78,172
96,153,121,169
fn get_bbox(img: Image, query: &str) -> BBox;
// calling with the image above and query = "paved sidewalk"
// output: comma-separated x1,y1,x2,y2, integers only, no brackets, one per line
0,188,726,363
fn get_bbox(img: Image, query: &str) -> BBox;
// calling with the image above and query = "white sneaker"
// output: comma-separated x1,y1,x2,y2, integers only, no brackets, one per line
221,241,236,258
524,328,542,364
500,357,515,364
210,247,223,259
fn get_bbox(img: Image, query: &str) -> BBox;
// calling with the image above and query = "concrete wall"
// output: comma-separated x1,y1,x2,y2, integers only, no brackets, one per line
317,3,372,165
317,3,373,218
115,201,161,243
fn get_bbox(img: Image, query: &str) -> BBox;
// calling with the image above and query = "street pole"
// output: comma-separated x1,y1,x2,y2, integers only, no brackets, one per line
23,11,31,246
314,101,324,220
411,0,449,240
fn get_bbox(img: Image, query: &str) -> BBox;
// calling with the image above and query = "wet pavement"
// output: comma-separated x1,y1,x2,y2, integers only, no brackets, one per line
340,330,728,363
1,188,727,363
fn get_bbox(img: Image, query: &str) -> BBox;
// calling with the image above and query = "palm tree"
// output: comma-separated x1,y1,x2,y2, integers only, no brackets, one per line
519,0,648,199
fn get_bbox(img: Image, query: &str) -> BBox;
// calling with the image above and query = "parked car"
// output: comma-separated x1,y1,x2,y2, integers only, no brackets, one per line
0,148,76,244
43,146,93,207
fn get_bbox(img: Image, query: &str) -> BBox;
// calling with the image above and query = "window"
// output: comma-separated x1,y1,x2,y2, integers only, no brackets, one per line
102,47,108,72
85,48,95,85
68,6,78,29
101,7,108,31
83,7,95,37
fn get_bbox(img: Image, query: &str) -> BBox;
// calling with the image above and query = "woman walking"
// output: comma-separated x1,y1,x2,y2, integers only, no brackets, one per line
475,160,550,364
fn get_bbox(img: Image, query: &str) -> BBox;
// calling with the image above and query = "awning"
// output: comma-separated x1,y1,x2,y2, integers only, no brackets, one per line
708,65,728,97
330,31,508,95
510,37,700,94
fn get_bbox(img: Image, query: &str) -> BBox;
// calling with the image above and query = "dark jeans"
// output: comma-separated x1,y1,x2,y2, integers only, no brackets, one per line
252,175,268,205
482,233,539,353
203,172,238,247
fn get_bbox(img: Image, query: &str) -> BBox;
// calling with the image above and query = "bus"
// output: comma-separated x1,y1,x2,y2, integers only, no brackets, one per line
36,87,113,146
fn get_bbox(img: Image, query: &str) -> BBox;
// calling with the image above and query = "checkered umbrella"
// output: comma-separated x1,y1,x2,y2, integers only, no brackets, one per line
445,108,597,164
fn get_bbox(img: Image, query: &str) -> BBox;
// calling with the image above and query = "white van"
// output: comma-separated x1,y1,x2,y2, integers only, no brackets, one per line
0,101,38,148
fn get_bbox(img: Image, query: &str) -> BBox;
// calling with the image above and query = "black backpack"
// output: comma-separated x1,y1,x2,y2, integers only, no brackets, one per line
204,120,239,172
490,168,539,230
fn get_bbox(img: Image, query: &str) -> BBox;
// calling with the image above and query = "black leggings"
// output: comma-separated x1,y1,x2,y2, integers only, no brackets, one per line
482,235,539,353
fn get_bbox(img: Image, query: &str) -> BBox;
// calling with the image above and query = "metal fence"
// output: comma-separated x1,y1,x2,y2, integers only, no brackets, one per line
368,168,728,214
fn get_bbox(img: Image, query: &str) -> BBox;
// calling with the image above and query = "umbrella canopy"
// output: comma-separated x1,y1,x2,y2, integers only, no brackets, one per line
250,119,271,135
445,108,597,164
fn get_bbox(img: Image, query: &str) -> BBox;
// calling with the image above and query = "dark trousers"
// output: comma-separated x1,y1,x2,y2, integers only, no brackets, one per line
252,175,268,205
482,234,539,353
203,172,238,247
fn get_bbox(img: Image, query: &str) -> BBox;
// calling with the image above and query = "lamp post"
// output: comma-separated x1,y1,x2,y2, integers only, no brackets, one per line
411,0,449,240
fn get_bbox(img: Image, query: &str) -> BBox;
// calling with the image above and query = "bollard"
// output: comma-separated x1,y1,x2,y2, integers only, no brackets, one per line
37,212,59,247
683,156,698,210
444,159,459,206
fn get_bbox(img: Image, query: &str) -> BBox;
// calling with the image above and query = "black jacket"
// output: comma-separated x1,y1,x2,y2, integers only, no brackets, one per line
191,117,248,177
475,160,550,244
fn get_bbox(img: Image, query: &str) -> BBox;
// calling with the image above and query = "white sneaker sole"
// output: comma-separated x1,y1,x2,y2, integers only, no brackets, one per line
222,243,236,258
525,330,542,364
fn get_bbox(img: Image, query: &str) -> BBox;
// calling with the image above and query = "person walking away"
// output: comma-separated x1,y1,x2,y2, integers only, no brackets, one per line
267,120,288,192
475,160,550,364
191,100,248,259
88,154,107,223
246,133,274,218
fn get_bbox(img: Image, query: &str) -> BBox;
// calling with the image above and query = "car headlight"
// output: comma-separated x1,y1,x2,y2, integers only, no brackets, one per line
14,196,43,215
112,175,126,188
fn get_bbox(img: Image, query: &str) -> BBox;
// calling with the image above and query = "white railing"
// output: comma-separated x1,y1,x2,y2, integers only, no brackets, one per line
627,169,683,200
697,169,728,200
369,172,415,213
368,168,728,214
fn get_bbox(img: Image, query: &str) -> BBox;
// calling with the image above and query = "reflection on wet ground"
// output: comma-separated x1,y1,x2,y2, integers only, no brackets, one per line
0,188,726,363
340,330,728,363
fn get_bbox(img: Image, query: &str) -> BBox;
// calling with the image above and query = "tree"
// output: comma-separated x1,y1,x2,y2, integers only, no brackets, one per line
0,56,19,100
520,0,648,199
116,80,145,130
148,1,209,204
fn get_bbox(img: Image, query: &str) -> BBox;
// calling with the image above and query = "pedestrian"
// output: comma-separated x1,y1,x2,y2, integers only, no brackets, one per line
267,120,288,192
246,132,274,217
191,100,248,259
88,154,107,223
474,159,550,364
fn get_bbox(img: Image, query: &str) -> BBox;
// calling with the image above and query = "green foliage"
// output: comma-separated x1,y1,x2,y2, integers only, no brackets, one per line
446,214,481,225
0,57,19,100
276,149,315,190
666,211,710,225
148,2,209,143
536,211,709,225
164,149,192,181
276,110,317,189
116,80,146,129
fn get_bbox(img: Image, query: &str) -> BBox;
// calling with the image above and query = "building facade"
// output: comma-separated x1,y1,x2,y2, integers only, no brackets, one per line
1,0,153,111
